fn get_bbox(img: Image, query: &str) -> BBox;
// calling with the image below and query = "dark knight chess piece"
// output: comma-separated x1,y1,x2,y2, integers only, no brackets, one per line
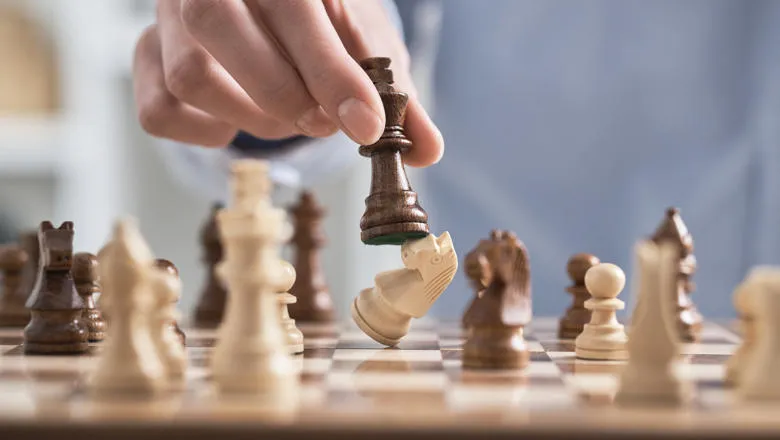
0,244,29,327
288,191,334,322
23,221,88,354
558,253,601,339
358,57,429,245
193,203,227,328
462,230,513,329
462,232,532,369
73,252,106,342
650,207,703,342
155,258,186,346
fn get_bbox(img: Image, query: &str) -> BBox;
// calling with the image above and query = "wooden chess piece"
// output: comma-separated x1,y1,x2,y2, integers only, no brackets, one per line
725,267,763,387
23,221,88,354
0,244,29,327
558,253,600,339
352,232,458,346
193,203,227,328
738,268,780,400
72,252,106,342
650,207,703,342
358,57,429,245
615,240,692,406
462,233,532,369
16,230,38,315
462,230,513,329
288,191,334,322
276,259,304,354
155,259,185,346
574,263,629,360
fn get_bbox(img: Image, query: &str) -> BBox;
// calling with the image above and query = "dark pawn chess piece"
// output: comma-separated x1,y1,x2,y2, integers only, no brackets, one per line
462,230,512,329
17,230,39,314
650,207,703,342
193,203,227,328
0,244,29,327
23,221,88,354
462,233,532,369
558,253,601,339
155,258,186,346
288,191,334,322
358,57,429,245
72,252,106,342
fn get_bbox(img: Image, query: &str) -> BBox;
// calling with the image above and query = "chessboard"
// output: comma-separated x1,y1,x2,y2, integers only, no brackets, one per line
0,317,777,440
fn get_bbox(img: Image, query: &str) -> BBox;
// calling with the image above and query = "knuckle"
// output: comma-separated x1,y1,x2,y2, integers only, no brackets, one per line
137,92,178,137
181,0,228,31
257,74,307,113
164,49,212,100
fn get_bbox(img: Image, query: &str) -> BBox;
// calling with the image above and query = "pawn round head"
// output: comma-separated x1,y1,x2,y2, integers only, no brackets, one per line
0,244,27,270
276,259,297,292
584,263,625,299
72,252,98,283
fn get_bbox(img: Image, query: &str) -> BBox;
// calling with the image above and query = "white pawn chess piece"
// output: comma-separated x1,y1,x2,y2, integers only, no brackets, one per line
575,263,628,360
276,259,304,354
724,267,767,386
739,267,780,400
89,219,165,395
149,263,187,387
211,160,299,399
615,240,692,406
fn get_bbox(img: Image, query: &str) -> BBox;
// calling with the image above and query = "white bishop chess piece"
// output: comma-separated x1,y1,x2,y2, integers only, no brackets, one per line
738,267,780,400
211,160,299,400
615,240,692,406
88,218,165,396
575,263,628,360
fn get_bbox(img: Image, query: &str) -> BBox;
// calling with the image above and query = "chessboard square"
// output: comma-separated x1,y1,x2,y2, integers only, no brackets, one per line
326,370,448,391
524,361,562,378
679,363,724,382
554,358,624,375
526,341,545,352
302,358,332,375
303,337,339,349
302,347,336,359
0,336,25,345
448,384,575,410
563,373,618,395
539,340,575,352
680,343,736,356
686,354,731,365
330,359,443,372
699,323,740,343
0,345,18,355
332,348,441,362
438,338,463,349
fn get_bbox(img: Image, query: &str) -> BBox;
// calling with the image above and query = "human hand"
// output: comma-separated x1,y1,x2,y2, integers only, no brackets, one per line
132,0,443,167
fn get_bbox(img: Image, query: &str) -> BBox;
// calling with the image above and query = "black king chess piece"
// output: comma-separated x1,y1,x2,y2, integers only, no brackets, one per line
358,57,429,245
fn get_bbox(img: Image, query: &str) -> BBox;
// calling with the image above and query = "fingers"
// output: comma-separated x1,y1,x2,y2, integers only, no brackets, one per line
180,0,339,139
156,0,297,140
132,25,238,147
252,0,385,145
403,97,444,167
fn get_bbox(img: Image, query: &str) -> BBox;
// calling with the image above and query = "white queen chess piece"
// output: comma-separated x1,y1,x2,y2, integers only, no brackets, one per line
351,232,458,346
575,263,629,360
211,160,299,398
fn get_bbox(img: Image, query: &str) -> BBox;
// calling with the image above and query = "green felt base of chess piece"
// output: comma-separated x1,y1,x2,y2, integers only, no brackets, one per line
362,231,429,246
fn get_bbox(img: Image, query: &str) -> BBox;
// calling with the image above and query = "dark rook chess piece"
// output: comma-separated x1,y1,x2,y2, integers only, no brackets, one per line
155,258,186,346
650,207,703,342
462,230,512,329
289,191,334,322
72,252,106,342
23,221,88,354
358,57,429,245
0,244,29,327
462,232,532,369
558,253,601,339
193,203,227,328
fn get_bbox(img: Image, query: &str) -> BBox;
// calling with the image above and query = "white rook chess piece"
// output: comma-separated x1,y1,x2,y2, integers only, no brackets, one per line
615,240,692,406
738,267,780,400
211,160,299,399
575,263,628,360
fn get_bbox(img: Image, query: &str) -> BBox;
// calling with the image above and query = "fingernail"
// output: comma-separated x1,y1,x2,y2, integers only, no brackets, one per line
296,107,337,137
338,98,384,145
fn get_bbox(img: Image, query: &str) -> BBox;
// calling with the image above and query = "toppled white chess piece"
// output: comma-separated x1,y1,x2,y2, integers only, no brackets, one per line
575,263,628,360
351,232,458,346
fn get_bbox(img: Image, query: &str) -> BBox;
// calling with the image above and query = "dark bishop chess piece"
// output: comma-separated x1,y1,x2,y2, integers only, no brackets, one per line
0,244,29,327
650,207,703,342
462,230,513,329
193,203,227,328
288,191,334,322
358,57,429,245
462,232,532,369
155,258,186,346
72,252,106,342
23,221,88,354
558,253,601,339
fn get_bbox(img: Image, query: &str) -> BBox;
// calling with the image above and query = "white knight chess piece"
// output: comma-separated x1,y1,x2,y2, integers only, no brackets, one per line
351,232,458,346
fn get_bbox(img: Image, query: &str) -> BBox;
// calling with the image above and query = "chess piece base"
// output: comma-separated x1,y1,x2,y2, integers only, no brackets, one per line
462,327,529,370
23,311,88,354
84,308,105,342
350,294,408,346
575,346,628,361
361,226,429,246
